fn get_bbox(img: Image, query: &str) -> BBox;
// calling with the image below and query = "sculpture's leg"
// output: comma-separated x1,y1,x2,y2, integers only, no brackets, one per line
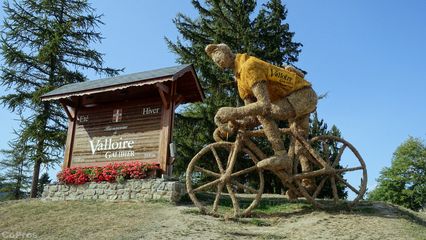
292,115,317,194
256,115,292,172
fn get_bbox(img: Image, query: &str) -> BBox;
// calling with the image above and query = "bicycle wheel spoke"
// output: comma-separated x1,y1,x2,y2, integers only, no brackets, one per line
330,176,339,202
336,175,360,195
230,165,258,178
293,169,329,180
226,183,240,216
212,182,225,212
305,136,367,208
193,178,222,193
187,141,265,218
332,144,347,167
295,180,322,208
335,166,363,174
210,146,225,174
232,181,258,194
194,166,221,178
313,176,328,199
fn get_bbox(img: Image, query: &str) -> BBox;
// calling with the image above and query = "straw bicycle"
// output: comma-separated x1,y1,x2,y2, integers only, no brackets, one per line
186,121,368,217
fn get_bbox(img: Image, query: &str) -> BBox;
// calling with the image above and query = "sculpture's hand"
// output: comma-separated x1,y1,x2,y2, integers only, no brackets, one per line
237,116,259,129
214,107,236,125
216,123,230,139
215,121,238,140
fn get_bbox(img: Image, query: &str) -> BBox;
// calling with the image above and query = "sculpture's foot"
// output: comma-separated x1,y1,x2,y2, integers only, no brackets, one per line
285,189,299,200
285,178,317,200
301,178,317,195
256,151,291,172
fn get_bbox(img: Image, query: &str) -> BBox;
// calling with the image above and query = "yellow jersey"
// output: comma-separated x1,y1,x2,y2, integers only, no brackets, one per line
234,53,311,101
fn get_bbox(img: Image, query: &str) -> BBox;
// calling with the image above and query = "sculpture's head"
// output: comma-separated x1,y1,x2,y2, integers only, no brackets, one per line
205,43,235,69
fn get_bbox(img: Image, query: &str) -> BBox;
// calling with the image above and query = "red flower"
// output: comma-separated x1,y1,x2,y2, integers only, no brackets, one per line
57,162,161,185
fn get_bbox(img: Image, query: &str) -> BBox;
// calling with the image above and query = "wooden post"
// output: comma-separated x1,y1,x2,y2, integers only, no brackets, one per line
168,81,177,175
158,81,176,173
62,101,78,169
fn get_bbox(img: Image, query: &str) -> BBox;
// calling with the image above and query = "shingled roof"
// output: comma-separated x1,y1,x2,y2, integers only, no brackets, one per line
41,64,204,102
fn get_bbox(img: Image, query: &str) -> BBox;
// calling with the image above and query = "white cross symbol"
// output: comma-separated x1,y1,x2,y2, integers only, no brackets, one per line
113,109,122,122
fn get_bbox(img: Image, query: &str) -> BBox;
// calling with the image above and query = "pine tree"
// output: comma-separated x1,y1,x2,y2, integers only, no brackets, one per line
0,132,32,200
166,0,303,192
0,0,121,198
0,176,6,200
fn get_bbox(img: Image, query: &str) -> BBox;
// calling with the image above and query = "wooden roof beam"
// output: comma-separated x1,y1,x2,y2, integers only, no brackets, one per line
156,82,171,109
59,100,76,121
156,82,170,94
60,97,78,108
174,94,185,107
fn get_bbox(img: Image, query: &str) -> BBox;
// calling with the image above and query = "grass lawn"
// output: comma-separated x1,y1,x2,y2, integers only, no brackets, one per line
0,198,425,239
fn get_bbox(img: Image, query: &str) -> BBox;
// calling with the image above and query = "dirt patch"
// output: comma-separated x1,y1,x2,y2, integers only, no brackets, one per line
0,200,425,239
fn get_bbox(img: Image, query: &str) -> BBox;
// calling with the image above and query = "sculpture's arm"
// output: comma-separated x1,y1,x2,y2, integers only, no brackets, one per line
234,81,272,117
237,98,259,128
215,81,271,124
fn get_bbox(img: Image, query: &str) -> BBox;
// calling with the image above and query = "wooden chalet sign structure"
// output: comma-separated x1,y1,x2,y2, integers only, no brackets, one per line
41,65,204,173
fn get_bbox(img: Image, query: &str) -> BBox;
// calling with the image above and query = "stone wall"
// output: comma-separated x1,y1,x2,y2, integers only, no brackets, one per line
42,179,186,203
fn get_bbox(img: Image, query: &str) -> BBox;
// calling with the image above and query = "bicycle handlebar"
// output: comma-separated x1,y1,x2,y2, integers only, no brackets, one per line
213,128,224,142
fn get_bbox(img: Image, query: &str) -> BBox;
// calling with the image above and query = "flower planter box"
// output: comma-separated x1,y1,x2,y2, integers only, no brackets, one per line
42,179,186,203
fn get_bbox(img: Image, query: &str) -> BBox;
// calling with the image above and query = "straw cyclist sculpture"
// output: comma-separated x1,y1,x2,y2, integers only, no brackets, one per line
205,43,318,197
185,43,368,217
185,44,367,217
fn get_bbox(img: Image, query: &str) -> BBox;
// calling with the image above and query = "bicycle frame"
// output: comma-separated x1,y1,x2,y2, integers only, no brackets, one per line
216,124,337,203
188,122,368,217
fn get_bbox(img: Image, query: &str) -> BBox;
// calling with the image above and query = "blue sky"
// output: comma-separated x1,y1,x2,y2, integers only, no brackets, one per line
0,0,425,192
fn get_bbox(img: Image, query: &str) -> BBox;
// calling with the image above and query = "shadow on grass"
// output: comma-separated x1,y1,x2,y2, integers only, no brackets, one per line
349,201,426,227
178,193,426,227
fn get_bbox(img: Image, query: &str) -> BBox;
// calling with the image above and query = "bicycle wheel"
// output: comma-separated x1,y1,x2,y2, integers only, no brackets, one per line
292,135,367,208
186,142,264,217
